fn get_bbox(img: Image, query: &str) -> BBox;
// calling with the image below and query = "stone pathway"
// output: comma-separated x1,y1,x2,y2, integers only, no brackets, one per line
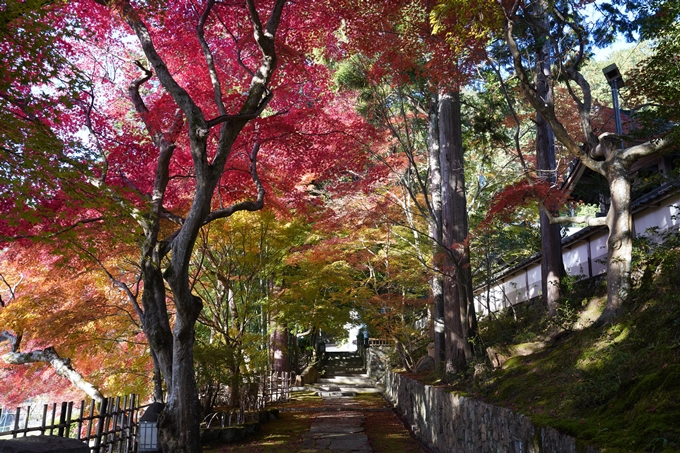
299,396,372,452
291,351,418,453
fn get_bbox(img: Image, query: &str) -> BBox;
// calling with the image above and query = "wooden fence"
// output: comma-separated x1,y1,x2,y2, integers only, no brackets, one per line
368,338,393,347
261,370,294,405
0,395,140,453
0,371,296,449
202,371,295,428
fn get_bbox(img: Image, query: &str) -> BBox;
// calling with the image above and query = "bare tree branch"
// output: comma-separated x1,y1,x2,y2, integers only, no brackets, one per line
503,11,604,175
2,346,104,403
205,90,273,128
0,217,105,242
547,213,607,227
202,142,265,224
197,0,227,116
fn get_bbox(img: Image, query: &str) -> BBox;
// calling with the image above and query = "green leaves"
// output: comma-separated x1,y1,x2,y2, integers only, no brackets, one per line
626,18,680,144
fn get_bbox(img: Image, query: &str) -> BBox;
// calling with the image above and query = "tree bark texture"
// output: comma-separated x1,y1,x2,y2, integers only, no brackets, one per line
603,161,633,320
140,259,174,393
427,94,445,368
271,325,290,373
439,91,472,374
533,3,564,317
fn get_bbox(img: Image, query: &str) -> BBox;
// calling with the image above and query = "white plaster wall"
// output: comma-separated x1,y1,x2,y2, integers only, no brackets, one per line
527,264,541,299
504,272,527,305
635,193,680,239
635,206,671,237
591,232,608,276
474,284,505,316
667,194,680,230
563,241,590,277
474,192,680,316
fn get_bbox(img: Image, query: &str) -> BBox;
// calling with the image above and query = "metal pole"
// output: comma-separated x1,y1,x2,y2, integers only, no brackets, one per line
610,79,624,149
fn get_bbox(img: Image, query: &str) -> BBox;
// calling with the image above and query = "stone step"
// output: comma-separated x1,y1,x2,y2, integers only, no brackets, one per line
316,390,358,397
317,376,375,388
324,366,366,372
325,364,364,367
324,358,363,363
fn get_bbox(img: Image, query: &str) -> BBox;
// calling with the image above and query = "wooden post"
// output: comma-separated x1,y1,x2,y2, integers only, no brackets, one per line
85,400,96,447
93,398,108,452
111,395,121,452
41,404,48,436
49,404,57,436
119,395,128,453
11,407,20,438
22,406,30,437
77,401,85,441
57,401,67,437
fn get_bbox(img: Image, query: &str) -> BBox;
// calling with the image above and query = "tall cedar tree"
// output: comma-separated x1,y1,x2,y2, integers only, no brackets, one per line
331,0,502,373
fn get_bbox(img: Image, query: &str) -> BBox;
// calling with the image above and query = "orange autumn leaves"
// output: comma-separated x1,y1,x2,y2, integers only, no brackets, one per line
0,249,151,406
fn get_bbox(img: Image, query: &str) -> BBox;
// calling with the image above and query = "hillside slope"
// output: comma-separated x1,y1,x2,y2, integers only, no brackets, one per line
466,239,680,452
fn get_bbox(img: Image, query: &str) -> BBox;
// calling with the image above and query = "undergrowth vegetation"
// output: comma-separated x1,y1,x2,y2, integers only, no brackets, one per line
447,232,680,452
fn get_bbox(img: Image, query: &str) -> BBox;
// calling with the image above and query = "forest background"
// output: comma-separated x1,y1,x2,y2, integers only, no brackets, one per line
1,0,679,452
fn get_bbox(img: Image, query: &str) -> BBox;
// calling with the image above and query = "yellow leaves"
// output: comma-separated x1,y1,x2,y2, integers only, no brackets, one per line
430,0,504,50
0,295,39,337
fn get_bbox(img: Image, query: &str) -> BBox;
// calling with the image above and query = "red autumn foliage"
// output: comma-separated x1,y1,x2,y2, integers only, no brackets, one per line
480,177,570,230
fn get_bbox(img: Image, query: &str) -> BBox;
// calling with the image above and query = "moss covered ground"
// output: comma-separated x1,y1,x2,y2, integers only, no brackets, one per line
202,411,314,453
427,244,680,452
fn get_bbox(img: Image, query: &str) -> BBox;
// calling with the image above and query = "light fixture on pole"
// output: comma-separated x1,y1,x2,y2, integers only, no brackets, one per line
602,63,625,149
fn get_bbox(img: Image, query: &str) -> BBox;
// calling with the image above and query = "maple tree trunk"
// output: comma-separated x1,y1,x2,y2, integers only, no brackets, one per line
157,178,215,452
226,347,241,408
533,11,564,317
160,281,203,453
140,259,174,392
150,349,165,402
603,164,633,321
427,94,445,368
439,90,471,375
540,208,563,316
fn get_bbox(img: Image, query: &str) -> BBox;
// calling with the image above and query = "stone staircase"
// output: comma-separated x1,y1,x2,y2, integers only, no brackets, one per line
315,351,378,397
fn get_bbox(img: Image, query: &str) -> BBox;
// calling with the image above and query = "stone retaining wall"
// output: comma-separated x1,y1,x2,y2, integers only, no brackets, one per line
366,346,392,383
382,369,598,453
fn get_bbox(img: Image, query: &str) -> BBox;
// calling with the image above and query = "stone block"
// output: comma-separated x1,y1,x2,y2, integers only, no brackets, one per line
414,355,434,373
0,436,88,453
295,365,319,385
218,428,236,444
244,422,260,435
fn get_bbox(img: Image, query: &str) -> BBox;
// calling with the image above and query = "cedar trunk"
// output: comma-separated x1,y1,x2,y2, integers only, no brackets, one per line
534,0,564,316
427,94,445,368
439,91,472,374
271,325,291,373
